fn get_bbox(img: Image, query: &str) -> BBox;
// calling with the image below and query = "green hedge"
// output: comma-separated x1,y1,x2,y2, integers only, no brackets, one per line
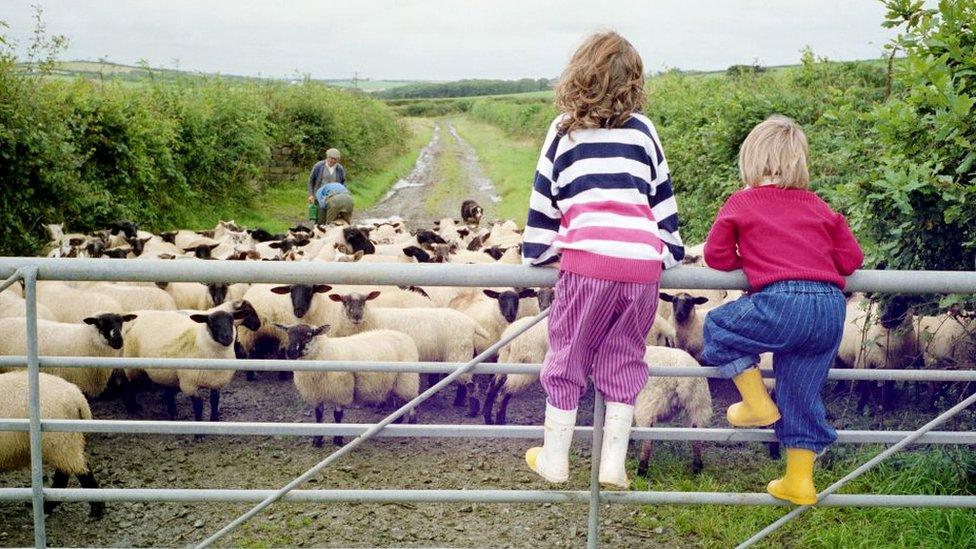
0,56,402,256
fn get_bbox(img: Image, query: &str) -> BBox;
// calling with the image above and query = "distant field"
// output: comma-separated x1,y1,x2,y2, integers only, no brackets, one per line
325,79,435,92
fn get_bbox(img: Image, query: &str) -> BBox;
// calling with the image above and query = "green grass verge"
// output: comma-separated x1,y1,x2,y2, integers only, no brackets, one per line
632,444,976,548
187,118,435,233
452,115,539,223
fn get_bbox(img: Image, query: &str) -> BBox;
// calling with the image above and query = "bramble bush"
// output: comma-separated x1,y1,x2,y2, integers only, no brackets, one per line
0,25,403,256
837,0,976,281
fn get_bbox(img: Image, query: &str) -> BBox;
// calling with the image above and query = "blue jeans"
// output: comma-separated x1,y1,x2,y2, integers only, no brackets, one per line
700,281,846,452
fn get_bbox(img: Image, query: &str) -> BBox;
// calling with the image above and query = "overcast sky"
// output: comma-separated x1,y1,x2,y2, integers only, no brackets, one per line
3,1,897,81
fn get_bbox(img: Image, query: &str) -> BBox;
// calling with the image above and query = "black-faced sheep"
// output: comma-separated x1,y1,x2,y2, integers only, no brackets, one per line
279,323,420,446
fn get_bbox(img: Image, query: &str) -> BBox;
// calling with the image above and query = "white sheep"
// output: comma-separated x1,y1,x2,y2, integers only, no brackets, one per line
278,323,420,446
83,282,177,312
449,288,539,355
327,291,489,417
482,315,548,425
36,282,124,323
915,314,974,403
0,313,137,397
0,371,104,518
0,291,58,321
122,307,245,426
634,346,713,475
836,296,919,416
658,292,712,362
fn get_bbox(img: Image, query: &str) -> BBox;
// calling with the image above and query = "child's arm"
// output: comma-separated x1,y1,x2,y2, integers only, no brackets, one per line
703,202,742,271
648,139,685,269
522,120,563,267
831,212,864,276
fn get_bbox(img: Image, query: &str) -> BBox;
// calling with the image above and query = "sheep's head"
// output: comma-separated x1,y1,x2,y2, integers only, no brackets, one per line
402,246,432,263
226,300,261,331
537,287,556,311
183,242,220,259
207,283,229,306
275,323,330,360
84,313,138,350
127,236,151,256
416,229,447,247
660,292,708,323
428,243,457,263
190,310,244,347
484,288,536,323
328,291,380,325
270,284,332,318
879,295,913,331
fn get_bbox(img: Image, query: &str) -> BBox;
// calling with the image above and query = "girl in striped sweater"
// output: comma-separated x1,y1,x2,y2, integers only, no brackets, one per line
522,31,684,489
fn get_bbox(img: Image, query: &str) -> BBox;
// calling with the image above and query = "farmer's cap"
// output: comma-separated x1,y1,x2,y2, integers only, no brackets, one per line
326,148,341,160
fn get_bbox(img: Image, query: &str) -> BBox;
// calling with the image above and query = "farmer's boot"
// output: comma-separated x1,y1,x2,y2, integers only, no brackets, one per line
728,367,781,427
598,402,634,489
767,448,817,505
525,402,576,483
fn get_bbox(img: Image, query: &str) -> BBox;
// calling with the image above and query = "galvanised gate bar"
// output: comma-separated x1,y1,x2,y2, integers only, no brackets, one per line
1,257,975,549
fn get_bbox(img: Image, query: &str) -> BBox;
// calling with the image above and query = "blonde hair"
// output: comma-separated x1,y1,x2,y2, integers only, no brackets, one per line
738,115,810,189
555,31,646,136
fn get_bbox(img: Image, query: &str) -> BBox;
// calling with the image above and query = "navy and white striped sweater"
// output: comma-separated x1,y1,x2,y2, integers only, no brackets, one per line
522,113,685,283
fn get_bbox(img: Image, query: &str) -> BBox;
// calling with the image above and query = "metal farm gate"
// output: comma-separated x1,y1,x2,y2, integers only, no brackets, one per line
1,258,975,548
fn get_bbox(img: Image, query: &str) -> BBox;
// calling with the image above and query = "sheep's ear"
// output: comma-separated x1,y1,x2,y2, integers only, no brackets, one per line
457,228,469,237
366,291,381,301
269,285,292,295
328,293,344,302
692,296,709,305
189,314,209,323
313,284,333,294
207,243,220,250
517,288,537,299
353,251,364,260
122,314,138,323
158,254,175,260
659,293,675,303
83,317,99,325
313,324,331,336
295,238,310,247
483,290,501,299
268,241,282,249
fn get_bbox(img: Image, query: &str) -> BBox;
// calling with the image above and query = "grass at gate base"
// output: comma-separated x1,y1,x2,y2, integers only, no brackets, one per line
632,445,976,548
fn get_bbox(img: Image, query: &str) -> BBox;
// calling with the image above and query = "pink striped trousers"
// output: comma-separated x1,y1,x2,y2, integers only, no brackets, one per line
541,271,659,410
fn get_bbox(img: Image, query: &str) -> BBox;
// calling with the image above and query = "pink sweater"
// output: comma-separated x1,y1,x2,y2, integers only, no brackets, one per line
704,187,864,290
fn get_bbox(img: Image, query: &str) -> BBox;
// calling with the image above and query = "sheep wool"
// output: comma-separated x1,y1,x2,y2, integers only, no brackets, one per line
635,346,713,474
36,282,123,323
0,317,121,396
0,371,93,476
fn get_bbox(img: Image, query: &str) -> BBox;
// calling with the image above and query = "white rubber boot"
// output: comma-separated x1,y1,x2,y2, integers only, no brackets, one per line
525,402,577,483
599,402,635,489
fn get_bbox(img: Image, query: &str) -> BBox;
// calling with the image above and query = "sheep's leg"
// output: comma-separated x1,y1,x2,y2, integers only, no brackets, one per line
466,380,480,417
496,393,513,426
855,380,872,415
637,440,654,477
333,407,345,446
691,440,704,474
245,370,255,382
119,374,142,415
767,441,782,460
312,404,325,448
191,395,205,440
162,387,179,420
209,389,220,422
278,370,291,381
482,376,502,425
44,471,69,515
77,471,104,519
453,382,467,408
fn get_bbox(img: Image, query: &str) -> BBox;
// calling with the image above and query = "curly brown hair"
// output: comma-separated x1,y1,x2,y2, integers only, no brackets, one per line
555,31,646,136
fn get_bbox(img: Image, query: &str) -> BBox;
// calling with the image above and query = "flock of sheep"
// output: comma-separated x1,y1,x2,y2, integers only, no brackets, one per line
1,200,973,520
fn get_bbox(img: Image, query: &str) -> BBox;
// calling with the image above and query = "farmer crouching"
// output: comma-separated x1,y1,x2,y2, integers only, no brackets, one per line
307,148,354,225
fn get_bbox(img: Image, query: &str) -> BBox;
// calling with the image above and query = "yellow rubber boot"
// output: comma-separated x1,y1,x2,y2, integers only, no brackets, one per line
727,367,781,427
767,448,818,505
